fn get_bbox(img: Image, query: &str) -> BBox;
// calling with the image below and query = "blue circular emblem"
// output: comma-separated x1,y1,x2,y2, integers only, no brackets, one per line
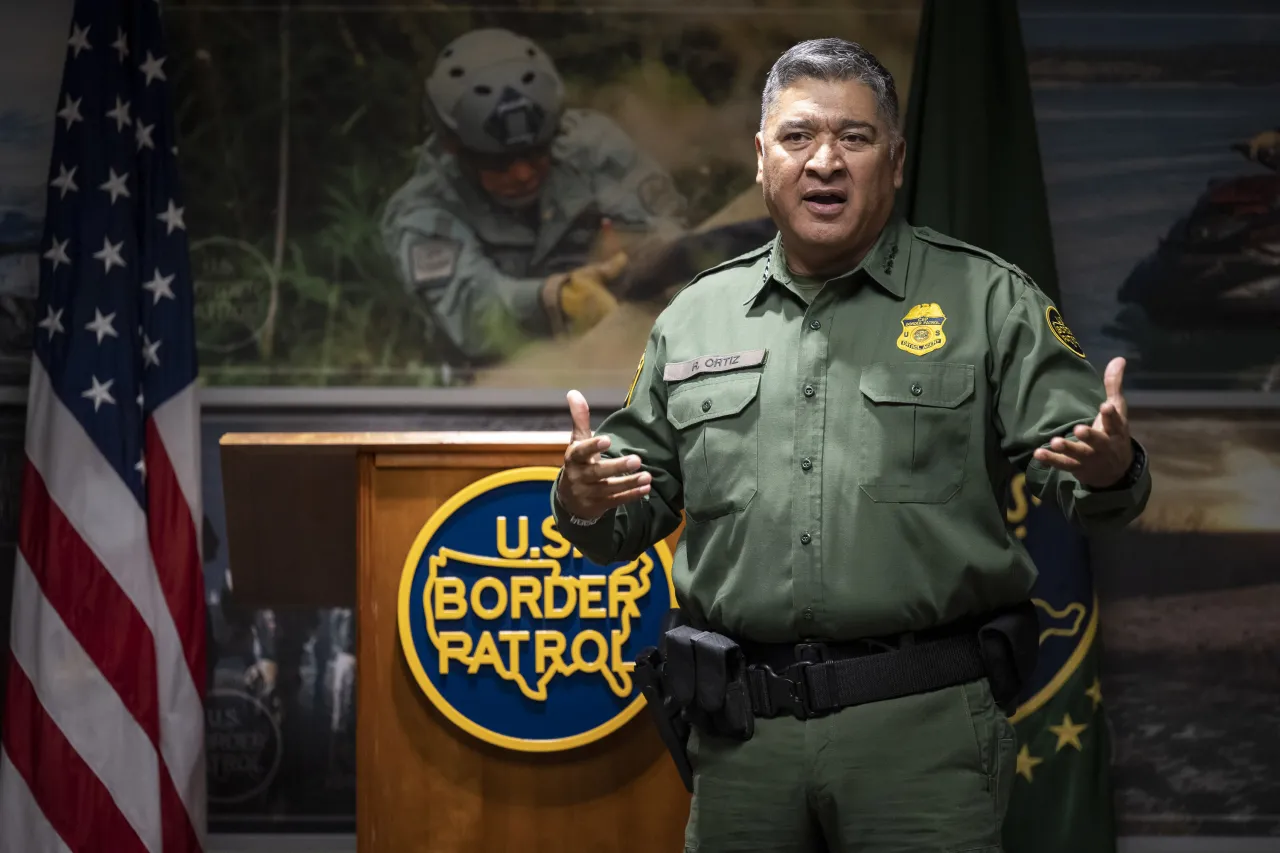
1005,473,1098,722
398,467,675,752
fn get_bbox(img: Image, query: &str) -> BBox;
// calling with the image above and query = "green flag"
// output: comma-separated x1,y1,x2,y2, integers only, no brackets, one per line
897,0,1061,304
897,2,1117,852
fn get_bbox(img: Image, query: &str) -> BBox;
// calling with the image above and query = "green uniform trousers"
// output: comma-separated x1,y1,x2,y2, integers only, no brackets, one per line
683,678,1017,853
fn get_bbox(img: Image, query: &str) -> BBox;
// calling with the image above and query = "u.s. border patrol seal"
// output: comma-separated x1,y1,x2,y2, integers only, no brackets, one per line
1045,305,1086,358
397,467,676,752
1004,474,1098,723
205,689,283,804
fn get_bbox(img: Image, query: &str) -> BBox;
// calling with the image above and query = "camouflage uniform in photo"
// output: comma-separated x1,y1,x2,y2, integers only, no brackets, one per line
380,29,687,367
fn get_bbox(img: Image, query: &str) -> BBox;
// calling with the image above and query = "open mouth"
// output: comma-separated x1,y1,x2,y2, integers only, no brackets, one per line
802,188,847,215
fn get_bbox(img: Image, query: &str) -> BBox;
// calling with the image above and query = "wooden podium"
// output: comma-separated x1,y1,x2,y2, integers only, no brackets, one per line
219,432,690,852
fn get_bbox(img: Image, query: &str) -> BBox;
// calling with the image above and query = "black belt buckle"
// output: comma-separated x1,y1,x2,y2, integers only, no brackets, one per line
760,661,819,720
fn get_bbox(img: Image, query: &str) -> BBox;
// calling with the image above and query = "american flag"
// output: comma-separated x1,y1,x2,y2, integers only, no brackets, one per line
0,1,207,852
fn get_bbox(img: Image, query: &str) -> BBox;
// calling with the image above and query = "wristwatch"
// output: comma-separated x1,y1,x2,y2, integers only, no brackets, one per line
1098,439,1146,491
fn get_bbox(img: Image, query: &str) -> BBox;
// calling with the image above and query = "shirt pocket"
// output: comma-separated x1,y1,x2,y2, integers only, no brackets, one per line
666,372,761,521
856,362,975,503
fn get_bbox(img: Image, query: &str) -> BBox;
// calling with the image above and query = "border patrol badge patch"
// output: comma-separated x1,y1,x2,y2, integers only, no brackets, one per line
896,302,947,356
625,352,644,406
1045,306,1086,358
397,467,676,752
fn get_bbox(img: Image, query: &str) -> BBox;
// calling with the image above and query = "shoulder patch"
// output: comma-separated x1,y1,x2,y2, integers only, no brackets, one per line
410,237,460,286
913,226,1031,281
1045,305,1086,358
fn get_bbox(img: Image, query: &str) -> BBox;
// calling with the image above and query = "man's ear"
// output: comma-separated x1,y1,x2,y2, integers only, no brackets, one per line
892,136,906,189
755,132,765,185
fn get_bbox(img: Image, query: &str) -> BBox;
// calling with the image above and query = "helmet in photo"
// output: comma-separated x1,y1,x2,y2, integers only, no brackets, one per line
425,28,565,156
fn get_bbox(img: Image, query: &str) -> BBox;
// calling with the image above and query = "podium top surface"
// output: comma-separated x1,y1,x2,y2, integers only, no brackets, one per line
219,430,572,451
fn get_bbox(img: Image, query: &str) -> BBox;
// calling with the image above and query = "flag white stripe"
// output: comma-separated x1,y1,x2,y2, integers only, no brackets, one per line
0,750,75,853
23,361,205,825
150,383,202,557
8,556,162,853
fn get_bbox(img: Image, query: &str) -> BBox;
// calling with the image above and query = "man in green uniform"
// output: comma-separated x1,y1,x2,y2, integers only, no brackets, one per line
550,37,1151,853
380,28,687,368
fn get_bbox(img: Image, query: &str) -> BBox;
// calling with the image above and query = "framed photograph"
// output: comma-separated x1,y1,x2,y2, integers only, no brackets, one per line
164,0,919,397
1024,0,1280,393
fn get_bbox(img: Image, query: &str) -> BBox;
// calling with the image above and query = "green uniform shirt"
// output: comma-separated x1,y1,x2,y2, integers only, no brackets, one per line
380,108,686,364
552,215,1151,643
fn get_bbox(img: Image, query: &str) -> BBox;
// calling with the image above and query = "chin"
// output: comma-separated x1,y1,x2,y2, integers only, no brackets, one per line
491,189,541,209
792,220,855,247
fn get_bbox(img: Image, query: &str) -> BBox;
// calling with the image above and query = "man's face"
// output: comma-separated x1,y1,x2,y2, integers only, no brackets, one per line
755,78,904,275
473,150,552,208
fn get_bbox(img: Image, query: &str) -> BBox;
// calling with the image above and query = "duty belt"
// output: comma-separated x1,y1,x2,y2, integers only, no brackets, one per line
741,632,988,721
633,602,1040,793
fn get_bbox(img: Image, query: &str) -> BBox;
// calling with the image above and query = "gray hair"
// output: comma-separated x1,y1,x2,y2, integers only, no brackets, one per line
760,38,901,148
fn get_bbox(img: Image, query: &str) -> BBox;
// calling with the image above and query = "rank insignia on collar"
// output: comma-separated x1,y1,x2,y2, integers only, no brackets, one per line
896,302,947,356
882,242,899,275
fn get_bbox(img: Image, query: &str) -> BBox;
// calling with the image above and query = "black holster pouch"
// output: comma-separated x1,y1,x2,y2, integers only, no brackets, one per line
976,600,1041,714
635,645,694,792
662,625,754,741
633,611,756,792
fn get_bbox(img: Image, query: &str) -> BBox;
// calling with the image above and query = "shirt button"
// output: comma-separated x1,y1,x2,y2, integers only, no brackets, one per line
800,532,812,545
804,384,815,397
809,319,821,331
801,457,812,471
910,383,923,396
803,608,814,621
701,400,712,412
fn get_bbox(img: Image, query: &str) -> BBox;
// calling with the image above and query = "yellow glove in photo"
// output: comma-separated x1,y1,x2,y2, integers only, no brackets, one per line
542,252,625,335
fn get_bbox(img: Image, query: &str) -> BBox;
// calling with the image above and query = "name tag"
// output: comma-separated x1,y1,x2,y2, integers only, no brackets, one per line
663,349,767,382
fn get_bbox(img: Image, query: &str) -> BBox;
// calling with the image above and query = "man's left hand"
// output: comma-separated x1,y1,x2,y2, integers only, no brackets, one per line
1033,357,1134,488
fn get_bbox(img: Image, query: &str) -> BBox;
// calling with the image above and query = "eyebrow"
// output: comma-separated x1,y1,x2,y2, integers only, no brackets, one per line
776,118,877,136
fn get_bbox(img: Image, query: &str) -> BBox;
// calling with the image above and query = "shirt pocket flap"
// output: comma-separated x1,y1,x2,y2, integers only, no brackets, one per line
666,373,761,430
859,362,975,408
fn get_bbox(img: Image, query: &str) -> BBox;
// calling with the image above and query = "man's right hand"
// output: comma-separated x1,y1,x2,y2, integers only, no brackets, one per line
557,389,652,520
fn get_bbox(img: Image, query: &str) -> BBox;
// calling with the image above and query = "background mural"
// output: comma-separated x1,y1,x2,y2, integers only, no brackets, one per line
162,2,918,391
0,1,71,387
1022,0,1280,392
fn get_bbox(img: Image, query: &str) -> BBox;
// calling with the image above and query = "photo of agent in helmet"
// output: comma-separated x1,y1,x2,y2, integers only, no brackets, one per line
381,28,689,368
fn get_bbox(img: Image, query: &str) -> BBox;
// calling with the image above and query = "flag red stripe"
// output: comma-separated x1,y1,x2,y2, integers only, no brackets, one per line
18,460,161,748
2,652,150,853
144,418,206,701
160,761,202,853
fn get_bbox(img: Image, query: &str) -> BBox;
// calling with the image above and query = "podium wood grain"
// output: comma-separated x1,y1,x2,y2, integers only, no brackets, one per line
355,441,690,852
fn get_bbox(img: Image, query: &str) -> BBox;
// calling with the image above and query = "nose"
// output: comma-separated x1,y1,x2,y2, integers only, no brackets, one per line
805,142,844,181
507,159,538,183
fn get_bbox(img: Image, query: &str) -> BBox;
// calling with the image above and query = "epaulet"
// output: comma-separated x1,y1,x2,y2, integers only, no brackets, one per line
912,226,1034,283
686,241,773,287
664,241,773,307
